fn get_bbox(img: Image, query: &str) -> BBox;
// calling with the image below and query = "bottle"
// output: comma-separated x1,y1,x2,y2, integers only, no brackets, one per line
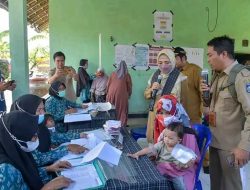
201,70,210,99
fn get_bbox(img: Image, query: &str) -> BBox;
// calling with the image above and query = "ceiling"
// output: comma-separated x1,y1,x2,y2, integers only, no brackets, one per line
0,0,48,32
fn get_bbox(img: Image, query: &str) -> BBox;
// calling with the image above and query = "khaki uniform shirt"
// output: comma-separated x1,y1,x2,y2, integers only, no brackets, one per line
181,63,202,124
209,61,250,151
49,68,77,102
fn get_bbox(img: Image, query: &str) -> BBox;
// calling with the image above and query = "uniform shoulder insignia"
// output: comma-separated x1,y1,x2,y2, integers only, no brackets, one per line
240,68,250,77
246,83,250,93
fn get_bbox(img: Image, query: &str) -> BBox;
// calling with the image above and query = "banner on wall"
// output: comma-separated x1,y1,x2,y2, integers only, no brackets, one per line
114,44,204,70
154,11,173,41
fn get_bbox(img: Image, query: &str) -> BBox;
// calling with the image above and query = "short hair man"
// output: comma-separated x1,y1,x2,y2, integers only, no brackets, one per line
201,35,250,190
48,51,78,102
174,47,202,124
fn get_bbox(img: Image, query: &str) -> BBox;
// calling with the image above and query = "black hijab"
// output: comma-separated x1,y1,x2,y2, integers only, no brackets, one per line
10,94,51,153
48,81,66,99
76,59,90,97
0,111,43,189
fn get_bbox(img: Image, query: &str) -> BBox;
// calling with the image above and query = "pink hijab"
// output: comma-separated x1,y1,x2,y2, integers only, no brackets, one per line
116,60,128,79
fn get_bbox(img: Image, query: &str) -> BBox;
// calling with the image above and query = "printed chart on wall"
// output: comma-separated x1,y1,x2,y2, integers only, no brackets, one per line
183,47,204,69
154,11,173,41
134,44,149,69
115,45,135,67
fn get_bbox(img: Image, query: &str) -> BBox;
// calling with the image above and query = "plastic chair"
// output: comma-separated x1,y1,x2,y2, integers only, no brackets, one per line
192,124,212,190
130,126,147,141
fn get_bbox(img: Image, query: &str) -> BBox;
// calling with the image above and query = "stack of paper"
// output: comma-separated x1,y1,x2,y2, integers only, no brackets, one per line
103,120,121,135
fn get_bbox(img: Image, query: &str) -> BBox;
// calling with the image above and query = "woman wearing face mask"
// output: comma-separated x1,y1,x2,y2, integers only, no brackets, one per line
76,59,92,103
11,94,88,167
0,111,73,189
45,81,88,132
144,49,188,144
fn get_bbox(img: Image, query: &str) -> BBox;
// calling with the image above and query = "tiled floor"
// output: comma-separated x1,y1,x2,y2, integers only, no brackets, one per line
127,117,250,190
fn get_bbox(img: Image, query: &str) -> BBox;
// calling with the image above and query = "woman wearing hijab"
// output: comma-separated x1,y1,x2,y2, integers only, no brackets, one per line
45,81,88,130
90,67,109,102
0,111,73,189
144,49,188,143
76,59,91,103
106,60,132,127
11,94,87,167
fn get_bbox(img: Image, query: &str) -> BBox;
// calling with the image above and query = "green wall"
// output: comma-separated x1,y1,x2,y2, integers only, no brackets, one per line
49,0,250,114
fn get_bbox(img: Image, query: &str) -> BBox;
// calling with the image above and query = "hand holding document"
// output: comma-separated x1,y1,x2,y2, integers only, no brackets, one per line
81,142,122,166
61,163,105,190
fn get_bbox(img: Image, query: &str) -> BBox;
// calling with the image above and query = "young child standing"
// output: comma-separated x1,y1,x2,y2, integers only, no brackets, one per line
128,122,194,190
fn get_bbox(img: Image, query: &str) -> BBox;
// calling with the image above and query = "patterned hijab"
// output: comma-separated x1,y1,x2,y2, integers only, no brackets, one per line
156,94,190,128
115,60,128,79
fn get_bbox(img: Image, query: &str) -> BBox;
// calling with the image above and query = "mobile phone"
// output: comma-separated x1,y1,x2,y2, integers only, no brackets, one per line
8,80,15,85
201,70,209,99
226,154,235,167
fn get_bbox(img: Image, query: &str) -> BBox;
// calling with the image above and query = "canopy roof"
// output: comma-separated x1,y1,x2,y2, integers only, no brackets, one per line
0,0,48,32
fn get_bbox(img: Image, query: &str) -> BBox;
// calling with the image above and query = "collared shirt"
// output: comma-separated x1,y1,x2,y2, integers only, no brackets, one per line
209,61,250,151
181,63,202,123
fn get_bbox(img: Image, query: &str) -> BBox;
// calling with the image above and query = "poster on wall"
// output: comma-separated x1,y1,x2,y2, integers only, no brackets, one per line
115,45,135,67
183,47,204,69
154,11,173,41
134,44,149,69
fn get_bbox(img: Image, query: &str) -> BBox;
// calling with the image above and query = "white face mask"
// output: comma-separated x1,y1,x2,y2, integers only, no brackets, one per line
1,117,39,152
48,127,56,133
17,138,39,152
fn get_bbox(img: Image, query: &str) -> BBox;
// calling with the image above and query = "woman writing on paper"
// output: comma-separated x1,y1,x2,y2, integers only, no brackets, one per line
45,81,88,132
0,111,74,189
11,94,88,167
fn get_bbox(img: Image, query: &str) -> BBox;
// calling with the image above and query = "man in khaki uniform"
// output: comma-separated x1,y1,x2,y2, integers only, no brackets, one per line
201,36,250,190
48,51,78,102
174,47,202,124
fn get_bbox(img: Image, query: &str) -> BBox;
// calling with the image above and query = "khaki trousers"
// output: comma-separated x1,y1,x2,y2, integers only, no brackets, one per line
210,147,242,190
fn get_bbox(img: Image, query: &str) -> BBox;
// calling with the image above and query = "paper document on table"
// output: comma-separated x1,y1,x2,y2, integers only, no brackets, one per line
85,129,113,141
62,163,105,190
64,113,91,123
86,102,112,112
81,142,122,165
70,134,102,150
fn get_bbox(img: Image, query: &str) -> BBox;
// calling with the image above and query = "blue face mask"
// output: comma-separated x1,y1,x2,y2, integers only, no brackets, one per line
58,90,65,97
38,114,45,124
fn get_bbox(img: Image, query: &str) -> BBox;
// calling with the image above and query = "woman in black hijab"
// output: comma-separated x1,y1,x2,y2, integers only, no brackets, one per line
0,111,72,189
11,94,87,167
76,59,91,103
